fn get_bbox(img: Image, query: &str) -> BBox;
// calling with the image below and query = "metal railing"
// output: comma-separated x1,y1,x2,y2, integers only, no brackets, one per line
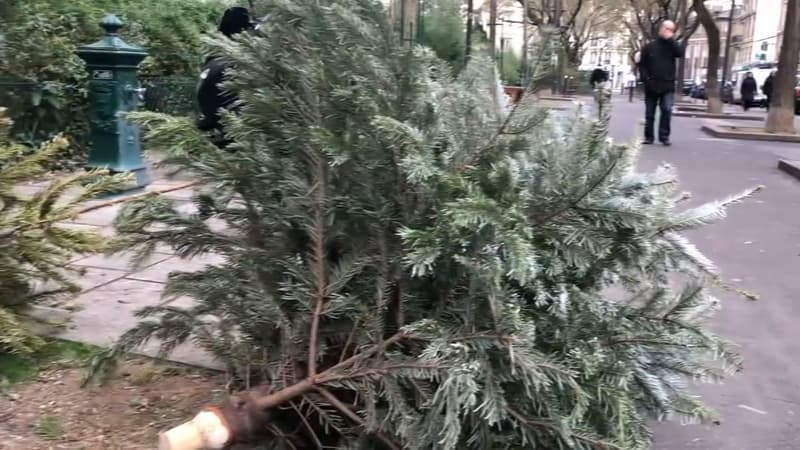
0,77,197,148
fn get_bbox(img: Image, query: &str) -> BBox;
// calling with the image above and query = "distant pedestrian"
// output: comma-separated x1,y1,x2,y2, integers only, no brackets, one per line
624,71,637,102
195,6,254,218
196,6,254,149
638,19,683,146
762,71,775,110
740,72,757,111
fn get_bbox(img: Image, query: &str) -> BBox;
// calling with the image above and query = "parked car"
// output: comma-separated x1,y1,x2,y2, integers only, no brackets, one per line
721,81,734,103
682,79,695,96
691,82,706,99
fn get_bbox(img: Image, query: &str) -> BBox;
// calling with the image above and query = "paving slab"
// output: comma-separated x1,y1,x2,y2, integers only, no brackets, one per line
30,267,128,302
70,202,125,227
58,278,167,342
55,223,118,244
72,251,172,272
25,304,222,371
126,253,226,283
162,187,197,201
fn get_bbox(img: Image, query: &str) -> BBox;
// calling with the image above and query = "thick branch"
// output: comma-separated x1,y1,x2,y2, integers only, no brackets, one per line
308,159,328,376
315,387,401,450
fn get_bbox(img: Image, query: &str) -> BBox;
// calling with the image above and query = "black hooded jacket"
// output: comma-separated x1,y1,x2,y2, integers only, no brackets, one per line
590,68,609,86
762,75,774,97
196,7,253,135
638,37,684,95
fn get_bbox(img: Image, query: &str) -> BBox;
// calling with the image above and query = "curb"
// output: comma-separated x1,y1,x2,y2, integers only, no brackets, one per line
674,111,763,121
537,95,577,102
700,124,800,143
778,160,800,181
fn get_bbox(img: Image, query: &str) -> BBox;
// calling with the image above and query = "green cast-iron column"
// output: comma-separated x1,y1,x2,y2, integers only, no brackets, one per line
77,14,149,189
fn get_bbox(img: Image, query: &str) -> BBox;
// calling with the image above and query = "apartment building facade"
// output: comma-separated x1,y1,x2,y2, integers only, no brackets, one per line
383,0,421,43
684,0,784,81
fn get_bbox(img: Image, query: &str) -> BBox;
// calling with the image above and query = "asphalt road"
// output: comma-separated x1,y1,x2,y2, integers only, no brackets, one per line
603,96,800,450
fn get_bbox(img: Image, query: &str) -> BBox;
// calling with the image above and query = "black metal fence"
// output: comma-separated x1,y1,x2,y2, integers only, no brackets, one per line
0,77,196,149
140,77,197,116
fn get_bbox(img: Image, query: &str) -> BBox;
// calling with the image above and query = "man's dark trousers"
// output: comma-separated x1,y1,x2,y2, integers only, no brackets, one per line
644,91,674,143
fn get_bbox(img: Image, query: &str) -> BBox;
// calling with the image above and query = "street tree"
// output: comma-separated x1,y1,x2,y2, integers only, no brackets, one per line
627,0,698,90
624,21,644,67
765,0,799,133
519,0,626,92
693,0,723,113
530,0,628,68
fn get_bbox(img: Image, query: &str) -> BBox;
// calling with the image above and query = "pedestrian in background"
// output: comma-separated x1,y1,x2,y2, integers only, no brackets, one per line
624,71,637,102
195,6,254,218
740,72,757,112
638,19,683,147
762,71,775,110
196,6,254,149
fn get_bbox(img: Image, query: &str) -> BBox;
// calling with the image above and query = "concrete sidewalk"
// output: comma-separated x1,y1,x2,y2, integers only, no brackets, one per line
27,178,224,370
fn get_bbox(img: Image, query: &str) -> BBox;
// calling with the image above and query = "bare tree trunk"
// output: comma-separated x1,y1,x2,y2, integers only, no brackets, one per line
765,0,799,133
489,0,498,59
694,0,723,113
677,47,687,98
465,0,474,63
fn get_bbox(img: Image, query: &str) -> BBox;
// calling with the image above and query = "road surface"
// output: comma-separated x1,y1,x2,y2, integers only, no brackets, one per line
604,96,800,450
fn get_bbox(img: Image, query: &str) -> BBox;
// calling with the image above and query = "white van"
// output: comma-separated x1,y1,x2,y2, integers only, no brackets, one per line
730,62,778,105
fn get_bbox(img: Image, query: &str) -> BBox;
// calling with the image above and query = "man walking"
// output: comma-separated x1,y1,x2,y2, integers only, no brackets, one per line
624,71,637,102
196,6,255,149
638,20,683,146
762,71,775,110
740,72,757,111
195,7,254,218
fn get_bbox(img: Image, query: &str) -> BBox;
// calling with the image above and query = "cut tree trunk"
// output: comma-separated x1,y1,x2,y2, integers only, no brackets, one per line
694,0,723,113
765,0,799,133
159,410,229,450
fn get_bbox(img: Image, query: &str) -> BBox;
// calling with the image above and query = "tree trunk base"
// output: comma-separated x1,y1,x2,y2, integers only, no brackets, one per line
765,107,797,134
159,410,231,450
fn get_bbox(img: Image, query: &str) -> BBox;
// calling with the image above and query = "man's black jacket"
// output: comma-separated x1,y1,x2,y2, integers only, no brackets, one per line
741,77,757,99
196,56,237,133
639,38,684,95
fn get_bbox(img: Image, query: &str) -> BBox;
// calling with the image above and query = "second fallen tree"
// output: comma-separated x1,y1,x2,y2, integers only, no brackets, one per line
88,0,757,448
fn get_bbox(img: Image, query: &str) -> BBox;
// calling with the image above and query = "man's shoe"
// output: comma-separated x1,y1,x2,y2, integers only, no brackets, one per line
642,139,654,145
660,139,672,146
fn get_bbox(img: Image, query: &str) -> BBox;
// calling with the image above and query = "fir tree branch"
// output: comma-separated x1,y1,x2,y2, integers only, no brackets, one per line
533,149,623,226
251,332,407,410
288,401,324,450
308,158,329,376
457,31,554,173
507,407,621,449
315,387,401,450
338,317,360,363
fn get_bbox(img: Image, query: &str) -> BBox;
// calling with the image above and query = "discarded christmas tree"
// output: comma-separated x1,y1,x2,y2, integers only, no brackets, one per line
0,107,125,355
90,1,757,448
